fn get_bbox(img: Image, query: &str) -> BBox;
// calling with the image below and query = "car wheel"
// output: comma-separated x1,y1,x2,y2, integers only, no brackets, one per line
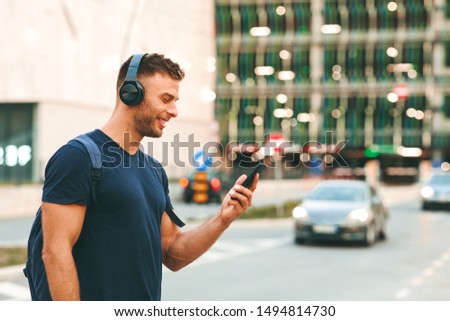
422,202,430,210
378,219,387,241
183,193,192,204
294,236,304,244
294,236,309,245
364,223,376,246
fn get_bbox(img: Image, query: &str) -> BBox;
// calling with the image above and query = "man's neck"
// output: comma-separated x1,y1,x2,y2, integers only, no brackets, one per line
100,121,142,156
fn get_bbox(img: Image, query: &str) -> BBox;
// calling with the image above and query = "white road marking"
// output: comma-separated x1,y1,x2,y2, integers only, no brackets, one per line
411,277,423,287
422,267,435,278
163,236,291,273
394,245,450,300
0,282,30,300
394,288,411,300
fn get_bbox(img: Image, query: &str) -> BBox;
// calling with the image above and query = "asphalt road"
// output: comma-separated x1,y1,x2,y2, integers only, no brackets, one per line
1,184,450,301
161,197,450,301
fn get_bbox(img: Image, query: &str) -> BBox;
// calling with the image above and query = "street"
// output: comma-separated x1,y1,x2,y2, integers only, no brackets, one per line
1,184,450,301
161,197,450,300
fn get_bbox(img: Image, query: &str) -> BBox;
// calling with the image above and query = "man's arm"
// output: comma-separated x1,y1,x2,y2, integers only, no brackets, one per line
41,202,86,300
161,174,258,271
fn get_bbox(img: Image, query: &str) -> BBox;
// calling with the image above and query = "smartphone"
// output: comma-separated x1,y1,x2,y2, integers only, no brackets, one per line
241,163,266,188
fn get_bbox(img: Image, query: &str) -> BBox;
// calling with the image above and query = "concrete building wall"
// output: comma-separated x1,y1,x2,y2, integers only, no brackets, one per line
0,0,216,217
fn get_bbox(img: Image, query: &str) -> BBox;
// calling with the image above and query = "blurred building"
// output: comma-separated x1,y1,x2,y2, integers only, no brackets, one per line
214,0,450,181
0,0,215,217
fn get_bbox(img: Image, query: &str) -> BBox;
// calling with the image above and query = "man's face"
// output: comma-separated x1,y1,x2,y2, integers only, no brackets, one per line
134,72,179,138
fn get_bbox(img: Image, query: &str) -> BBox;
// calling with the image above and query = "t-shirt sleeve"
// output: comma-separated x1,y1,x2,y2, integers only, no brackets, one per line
42,144,92,205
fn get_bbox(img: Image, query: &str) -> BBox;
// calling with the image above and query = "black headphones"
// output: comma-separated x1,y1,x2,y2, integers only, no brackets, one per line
119,53,147,106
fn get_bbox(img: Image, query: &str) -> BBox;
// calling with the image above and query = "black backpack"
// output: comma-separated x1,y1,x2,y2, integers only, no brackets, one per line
23,134,102,300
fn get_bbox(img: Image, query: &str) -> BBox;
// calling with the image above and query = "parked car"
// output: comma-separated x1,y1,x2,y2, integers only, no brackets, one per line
421,172,450,210
293,180,389,246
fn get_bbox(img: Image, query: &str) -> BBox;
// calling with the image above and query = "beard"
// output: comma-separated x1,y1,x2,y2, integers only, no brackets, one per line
134,102,163,138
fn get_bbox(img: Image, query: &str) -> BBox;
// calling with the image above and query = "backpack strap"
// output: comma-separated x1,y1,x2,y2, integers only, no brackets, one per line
153,161,185,228
68,134,184,227
70,134,103,204
166,206,185,227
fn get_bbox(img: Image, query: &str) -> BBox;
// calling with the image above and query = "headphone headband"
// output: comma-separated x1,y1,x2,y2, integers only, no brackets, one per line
124,53,146,82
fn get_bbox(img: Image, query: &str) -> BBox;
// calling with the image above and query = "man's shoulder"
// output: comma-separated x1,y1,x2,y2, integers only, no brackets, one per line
46,131,104,168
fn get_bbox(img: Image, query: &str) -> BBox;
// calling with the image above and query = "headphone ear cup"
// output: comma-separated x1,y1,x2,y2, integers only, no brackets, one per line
119,81,144,106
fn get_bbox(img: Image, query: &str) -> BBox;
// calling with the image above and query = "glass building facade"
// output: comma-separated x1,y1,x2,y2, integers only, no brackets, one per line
214,0,450,179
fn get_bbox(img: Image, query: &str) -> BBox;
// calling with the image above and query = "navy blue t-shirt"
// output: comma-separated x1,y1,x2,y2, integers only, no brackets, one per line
42,129,175,300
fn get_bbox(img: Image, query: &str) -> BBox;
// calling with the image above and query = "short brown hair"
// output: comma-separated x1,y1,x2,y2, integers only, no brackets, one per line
116,53,185,89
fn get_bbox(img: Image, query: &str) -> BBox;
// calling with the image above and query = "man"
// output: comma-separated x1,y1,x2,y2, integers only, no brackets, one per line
33,53,258,300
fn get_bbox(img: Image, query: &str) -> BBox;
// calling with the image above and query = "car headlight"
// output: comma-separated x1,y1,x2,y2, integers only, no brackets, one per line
420,186,434,199
293,206,308,221
347,209,370,223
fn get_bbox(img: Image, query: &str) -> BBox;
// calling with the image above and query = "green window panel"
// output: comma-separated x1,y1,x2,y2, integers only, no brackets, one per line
216,5,233,35
215,98,232,144
291,97,311,145
323,46,339,82
405,0,427,29
239,4,258,35
374,97,394,145
446,0,450,19
346,47,366,82
0,103,35,183
292,2,311,34
321,97,339,138
264,50,282,84
323,1,341,25
238,98,257,142
266,3,286,35
376,0,398,29
238,52,256,81
292,49,310,83
347,0,368,31
374,46,395,81
346,97,367,148
216,52,230,85
402,96,425,147
292,98,311,144
445,42,450,68
402,43,424,79
443,95,450,118
264,98,281,133
433,134,450,149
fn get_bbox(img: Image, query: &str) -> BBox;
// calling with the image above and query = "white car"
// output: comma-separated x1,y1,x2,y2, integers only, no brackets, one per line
421,173,450,210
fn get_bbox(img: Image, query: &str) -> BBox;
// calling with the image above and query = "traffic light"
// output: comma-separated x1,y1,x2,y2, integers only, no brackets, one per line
192,171,209,203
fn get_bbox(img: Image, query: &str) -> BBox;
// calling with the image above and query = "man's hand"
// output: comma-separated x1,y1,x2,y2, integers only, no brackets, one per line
219,173,259,226
161,173,259,271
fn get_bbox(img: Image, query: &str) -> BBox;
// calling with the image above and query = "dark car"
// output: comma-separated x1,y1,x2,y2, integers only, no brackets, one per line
421,172,450,210
293,180,389,246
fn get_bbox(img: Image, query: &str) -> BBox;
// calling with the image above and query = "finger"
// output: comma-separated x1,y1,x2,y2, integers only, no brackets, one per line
228,189,250,209
227,198,247,213
228,175,246,201
234,184,253,199
235,174,247,185
248,173,259,192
